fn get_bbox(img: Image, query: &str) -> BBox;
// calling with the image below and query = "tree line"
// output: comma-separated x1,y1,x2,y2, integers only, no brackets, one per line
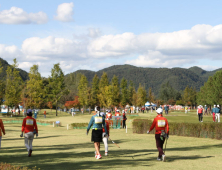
4,58,221,115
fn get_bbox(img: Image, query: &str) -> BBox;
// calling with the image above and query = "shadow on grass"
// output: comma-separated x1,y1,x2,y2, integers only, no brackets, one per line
0,140,218,170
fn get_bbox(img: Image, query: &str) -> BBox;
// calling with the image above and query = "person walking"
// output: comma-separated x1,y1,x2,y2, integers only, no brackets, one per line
122,111,127,129
87,106,108,159
0,119,6,149
197,105,203,122
147,108,169,162
212,105,216,122
101,112,110,156
204,105,208,115
185,106,188,114
20,109,38,157
215,105,220,122
43,110,46,118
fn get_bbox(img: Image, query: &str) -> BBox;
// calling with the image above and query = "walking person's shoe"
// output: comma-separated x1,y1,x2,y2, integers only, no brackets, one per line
157,157,161,161
28,149,32,157
105,152,108,156
162,154,166,162
96,154,102,159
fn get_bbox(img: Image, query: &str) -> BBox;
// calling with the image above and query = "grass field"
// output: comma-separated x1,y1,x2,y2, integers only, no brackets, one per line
0,110,222,170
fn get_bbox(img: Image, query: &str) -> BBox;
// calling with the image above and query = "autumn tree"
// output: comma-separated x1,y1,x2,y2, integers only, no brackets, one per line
111,75,120,108
137,84,147,107
120,78,128,107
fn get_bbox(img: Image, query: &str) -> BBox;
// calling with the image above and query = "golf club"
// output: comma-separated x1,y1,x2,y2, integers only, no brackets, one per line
109,137,120,148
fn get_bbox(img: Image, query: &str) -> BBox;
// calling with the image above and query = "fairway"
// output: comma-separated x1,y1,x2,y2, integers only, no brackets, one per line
1,111,222,170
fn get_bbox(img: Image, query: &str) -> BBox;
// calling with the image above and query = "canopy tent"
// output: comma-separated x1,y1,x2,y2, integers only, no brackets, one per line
145,101,157,107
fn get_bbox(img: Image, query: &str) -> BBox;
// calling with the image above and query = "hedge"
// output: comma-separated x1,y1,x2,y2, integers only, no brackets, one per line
2,119,54,126
132,119,222,140
71,123,89,129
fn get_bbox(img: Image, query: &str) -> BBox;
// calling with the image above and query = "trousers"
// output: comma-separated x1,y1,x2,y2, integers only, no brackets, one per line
25,132,34,151
0,136,2,148
102,133,108,153
155,134,165,157
215,113,220,122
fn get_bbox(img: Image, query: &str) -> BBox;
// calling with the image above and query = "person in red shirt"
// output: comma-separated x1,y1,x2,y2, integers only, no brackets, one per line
20,109,38,157
122,110,127,129
147,108,169,162
0,119,6,149
197,105,203,122
106,110,112,120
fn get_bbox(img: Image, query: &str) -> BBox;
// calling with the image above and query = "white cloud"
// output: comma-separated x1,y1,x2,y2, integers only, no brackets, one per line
0,7,48,24
0,44,22,59
54,2,74,22
3,23,222,77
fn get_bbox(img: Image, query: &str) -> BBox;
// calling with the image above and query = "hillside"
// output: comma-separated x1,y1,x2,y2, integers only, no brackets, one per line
68,64,222,96
0,58,29,81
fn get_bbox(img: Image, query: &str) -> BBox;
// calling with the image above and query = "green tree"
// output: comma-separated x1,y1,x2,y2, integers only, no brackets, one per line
91,74,100,108
49,63,66,116
111,75,120,108
127,81,135,106
78,75,88,113
120,78,128,107
26,65,45,109
5,59,23,113
98,72,109,108
147,87,155,103
0,62,5,112
137,84,147,107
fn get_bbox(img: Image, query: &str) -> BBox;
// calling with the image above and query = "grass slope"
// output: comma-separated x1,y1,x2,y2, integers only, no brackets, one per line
0,110,221,170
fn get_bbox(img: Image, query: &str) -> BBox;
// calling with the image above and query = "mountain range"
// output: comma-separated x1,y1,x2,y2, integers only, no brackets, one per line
0,58,220,96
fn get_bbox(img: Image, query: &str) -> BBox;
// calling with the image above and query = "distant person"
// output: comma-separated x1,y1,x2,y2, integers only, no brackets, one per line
204,105,208,115
185,106,188,114
197,105,203,122
20,109,38,157
34,110,38,119
43,110,46,118
106,110,112,120
164,105,168,115
122,110,127,129
115,110,121,128
147,108,169,162
0,119,6,149
87,106,108,159
215,105,220,122
212,105,216,122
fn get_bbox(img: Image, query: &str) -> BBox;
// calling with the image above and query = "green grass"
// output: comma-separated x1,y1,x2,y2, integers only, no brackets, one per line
0,109,222,170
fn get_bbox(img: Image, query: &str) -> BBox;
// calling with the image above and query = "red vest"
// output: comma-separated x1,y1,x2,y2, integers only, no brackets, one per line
198,108,203,114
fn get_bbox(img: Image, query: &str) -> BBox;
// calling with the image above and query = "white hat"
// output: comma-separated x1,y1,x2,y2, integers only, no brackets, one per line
217,105,219,107
100,112,105,117
116,110,120,112
214,105,216,107
156,108,163,114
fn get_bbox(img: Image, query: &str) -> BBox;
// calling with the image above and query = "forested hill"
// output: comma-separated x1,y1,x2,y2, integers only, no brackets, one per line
0,58,29,81
70,65,222,96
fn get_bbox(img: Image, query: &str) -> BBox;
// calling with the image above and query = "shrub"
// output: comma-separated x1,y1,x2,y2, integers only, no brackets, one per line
132,119,222,140
0,162,40,170
70,123,88,129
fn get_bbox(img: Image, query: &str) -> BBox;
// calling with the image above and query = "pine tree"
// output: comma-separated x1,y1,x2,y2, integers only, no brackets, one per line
78,75,88,113
91,74,100,108
111,75,120,108
5,59,23,113
98,72,109,109
120,78,128,107
0,62,5,111
147,87,155,103
127,81,135,106
49,63,66,116
26,65,45,109
137,84,147,107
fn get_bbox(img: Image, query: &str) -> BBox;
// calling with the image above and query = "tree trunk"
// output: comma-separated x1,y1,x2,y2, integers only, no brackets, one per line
89,106,91,114
56,101,58,116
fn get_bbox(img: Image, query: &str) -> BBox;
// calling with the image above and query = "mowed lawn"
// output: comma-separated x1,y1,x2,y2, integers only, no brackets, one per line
0,110,222,170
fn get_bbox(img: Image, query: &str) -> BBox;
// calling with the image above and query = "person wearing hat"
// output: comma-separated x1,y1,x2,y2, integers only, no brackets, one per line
87,106,108,159
212,105,217,122
197,105,203,122
101,112,110,156
215,105,220,122
0,118,6,149
20,109,38,157
106,110,112,120
147,108,169,162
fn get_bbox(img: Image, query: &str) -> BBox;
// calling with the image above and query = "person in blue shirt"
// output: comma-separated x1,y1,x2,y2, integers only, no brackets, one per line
204,105,208,115
87,106,108,159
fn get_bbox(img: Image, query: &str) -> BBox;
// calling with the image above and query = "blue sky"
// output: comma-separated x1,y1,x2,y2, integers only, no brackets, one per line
1,0,222,76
